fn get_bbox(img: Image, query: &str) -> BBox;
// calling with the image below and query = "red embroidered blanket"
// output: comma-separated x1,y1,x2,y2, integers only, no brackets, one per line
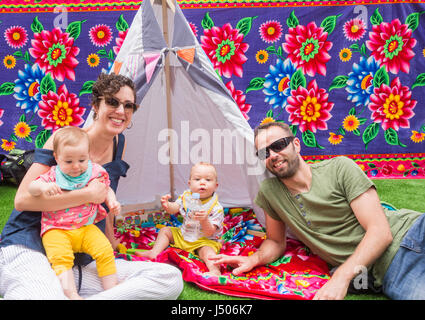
115,208,330,300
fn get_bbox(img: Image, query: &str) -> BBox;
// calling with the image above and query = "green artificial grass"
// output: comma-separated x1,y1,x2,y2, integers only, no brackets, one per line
0,183,17,232
374,179,425,212
0,179,424,300
178,282,251,300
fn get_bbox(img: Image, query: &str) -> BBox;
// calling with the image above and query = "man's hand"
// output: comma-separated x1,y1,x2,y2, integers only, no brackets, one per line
209,254,258,276
313,274,350,300
209,212,287,277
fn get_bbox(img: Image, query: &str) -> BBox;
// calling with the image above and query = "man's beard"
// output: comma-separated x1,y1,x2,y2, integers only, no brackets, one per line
268,153,300,179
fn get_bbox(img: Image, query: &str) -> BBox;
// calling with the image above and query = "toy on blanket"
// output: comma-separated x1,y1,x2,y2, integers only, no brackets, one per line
114,213,184,259
116,194,181,231
116,209,171,228
114,196,183,256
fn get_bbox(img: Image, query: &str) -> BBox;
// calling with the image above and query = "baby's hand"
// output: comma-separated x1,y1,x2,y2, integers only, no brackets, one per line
42,182,62,197
192,210,208,222
160,194,172,211
107,199,121,216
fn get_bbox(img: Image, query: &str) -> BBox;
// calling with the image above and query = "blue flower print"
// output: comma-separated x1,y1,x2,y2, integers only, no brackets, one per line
263,58,297,110
14,64,45,113
345,56,380,107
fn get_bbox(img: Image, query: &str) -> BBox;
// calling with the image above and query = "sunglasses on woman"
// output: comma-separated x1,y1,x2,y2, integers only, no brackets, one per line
256,136,295,160
102,96,138,112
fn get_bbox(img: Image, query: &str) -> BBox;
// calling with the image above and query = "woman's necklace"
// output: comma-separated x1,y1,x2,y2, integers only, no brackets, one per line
86,126,114,164
90,140,112,164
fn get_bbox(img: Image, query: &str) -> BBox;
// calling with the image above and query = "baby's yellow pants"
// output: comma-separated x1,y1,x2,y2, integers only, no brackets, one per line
42,224,116,277
169,227,222,255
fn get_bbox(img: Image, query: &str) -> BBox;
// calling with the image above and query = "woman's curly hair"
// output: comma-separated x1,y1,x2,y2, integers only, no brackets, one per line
91,73,138,117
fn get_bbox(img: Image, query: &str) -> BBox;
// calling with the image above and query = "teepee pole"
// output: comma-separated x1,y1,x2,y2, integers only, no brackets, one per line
161,0,175,200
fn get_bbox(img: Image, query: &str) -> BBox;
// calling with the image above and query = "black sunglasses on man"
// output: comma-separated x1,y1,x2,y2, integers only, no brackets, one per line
256,136,295,160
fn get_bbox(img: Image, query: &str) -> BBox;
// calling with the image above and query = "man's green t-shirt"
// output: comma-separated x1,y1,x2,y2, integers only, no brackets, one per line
255,156,422,287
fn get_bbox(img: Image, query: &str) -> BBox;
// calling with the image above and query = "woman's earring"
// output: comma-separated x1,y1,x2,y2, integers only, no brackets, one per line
127,121,133,129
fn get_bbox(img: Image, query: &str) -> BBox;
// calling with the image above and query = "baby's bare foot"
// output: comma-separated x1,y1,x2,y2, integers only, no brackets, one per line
135,250,157,260
68,292,84,300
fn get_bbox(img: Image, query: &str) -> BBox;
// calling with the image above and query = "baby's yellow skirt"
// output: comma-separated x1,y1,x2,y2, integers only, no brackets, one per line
169,227,222,255
42,224,116,277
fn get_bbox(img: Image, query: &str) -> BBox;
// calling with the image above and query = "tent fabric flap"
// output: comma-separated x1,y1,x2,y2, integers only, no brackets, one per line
103,0,267,226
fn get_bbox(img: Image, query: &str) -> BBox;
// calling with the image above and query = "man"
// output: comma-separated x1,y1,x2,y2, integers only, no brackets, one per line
212,122,424,299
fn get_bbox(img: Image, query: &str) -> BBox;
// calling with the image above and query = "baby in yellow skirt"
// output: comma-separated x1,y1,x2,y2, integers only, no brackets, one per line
136,162,224,275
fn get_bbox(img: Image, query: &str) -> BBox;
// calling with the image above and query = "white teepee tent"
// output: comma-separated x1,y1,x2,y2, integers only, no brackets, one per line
86,0,268,226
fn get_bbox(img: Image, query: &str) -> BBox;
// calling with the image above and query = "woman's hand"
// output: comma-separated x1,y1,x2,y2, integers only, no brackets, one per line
85,178,109,204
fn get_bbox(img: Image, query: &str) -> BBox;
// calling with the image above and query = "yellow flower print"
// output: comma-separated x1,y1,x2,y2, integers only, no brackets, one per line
396,164,406,172
410,130,425,143
1,139,16,151
260,117,275,125
256,50,269,64
3,55,16,69
14,121,31,139
328,132,343,145
342,115,360,132
339,48,352,62
87,53,100,68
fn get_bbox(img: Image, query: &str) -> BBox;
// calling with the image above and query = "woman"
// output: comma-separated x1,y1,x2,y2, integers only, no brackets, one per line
0,73,183,299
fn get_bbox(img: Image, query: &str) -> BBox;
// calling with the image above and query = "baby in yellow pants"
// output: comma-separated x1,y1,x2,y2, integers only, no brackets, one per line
29,127,120,300
137,162,224,275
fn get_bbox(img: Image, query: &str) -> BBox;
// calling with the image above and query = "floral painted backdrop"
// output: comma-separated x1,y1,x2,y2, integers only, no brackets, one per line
0,0,424,179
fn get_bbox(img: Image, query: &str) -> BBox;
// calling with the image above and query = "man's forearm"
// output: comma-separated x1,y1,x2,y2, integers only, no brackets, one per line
334,187,393,284
314,188,393,300
332,227,392,284
250,238,286,267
